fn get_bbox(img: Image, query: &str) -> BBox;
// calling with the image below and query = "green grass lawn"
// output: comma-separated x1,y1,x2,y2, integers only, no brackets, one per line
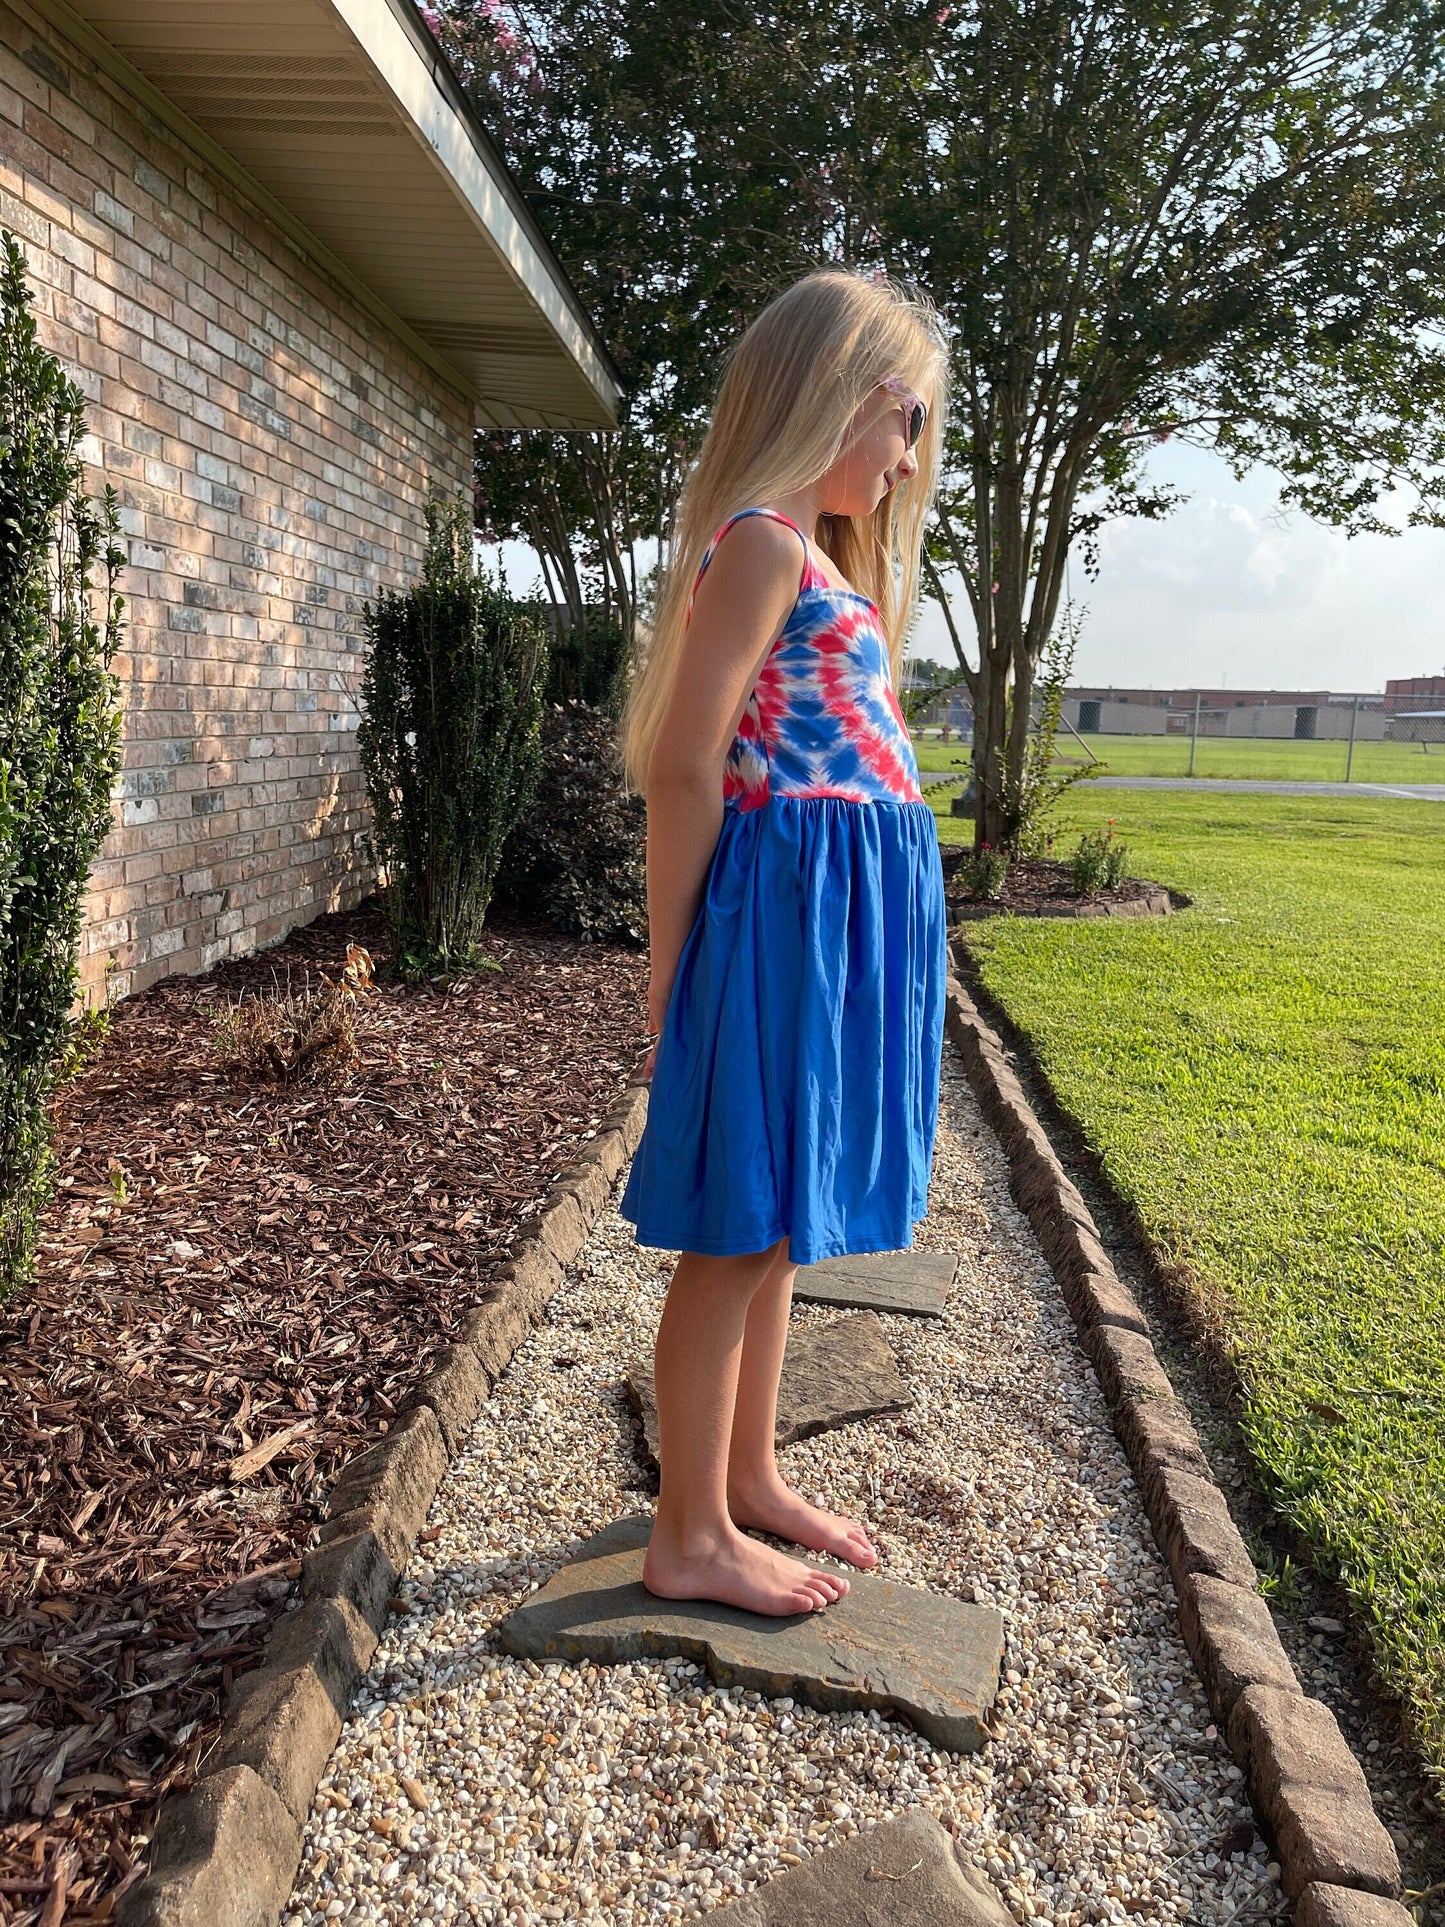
912,732,1443,785
938,788,1445,1766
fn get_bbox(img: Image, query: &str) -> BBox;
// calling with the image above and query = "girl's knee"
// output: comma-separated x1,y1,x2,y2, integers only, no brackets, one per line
671,1242,785,1300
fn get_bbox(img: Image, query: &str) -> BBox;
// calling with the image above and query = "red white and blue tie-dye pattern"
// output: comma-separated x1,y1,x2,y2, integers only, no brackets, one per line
688,509,926,811
620,502,946,1267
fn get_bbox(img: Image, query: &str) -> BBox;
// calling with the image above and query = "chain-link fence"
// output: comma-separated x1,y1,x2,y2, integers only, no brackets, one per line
908,688,1445,783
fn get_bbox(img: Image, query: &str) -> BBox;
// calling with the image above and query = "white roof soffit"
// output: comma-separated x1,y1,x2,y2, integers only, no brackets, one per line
39,0,622,429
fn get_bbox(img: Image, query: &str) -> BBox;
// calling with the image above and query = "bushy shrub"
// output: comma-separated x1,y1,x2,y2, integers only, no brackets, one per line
0,232,123,1296
544,611,629,715
958,842,1010,900
493,700,647,945
358,498,547,973
1068,820,1128,896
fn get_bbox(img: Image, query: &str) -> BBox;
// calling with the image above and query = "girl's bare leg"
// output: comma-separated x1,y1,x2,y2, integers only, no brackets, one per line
724,1247,878,1568
642,1241,850,1615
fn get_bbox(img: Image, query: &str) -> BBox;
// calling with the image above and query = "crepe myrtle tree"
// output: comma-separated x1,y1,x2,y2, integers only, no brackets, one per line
882,0,1445,850
424,0,898,648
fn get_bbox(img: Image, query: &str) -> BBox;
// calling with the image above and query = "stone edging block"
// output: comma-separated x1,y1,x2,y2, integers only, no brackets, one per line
1295,1886,1418,1927
118,1075,650,1927
1228,1686,1402,1898
114,1765,300,1927
942,970,1401,1920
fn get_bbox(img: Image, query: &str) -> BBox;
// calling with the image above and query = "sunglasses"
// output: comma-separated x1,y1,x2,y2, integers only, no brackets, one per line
879,376,928,448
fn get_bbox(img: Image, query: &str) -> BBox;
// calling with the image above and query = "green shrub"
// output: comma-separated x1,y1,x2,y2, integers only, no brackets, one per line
1068,819,1128,896
544,611,629,715
494,700,647,945
958,842,1010,900
358,498,547,973
0,231,124,1296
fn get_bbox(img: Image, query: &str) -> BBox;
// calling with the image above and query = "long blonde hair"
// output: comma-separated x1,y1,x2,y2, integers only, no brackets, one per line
622,268,949,794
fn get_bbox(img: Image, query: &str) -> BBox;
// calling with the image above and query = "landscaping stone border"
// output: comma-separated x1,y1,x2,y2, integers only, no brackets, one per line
942,967,1413,1927
949,881,1172,922
116,1077,651,1927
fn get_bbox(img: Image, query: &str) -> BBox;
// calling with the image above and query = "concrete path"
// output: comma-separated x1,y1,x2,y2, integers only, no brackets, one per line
283,1056,1289,1927
1086,776,1445,802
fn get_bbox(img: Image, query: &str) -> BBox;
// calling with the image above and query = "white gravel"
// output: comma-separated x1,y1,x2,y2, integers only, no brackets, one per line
284,1057,1290,1927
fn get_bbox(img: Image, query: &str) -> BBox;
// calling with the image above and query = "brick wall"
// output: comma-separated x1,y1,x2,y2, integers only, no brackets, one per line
0,2,474,1001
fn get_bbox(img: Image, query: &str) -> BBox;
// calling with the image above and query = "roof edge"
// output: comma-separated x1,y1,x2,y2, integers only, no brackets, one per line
22,0,482,406
378,0,623,408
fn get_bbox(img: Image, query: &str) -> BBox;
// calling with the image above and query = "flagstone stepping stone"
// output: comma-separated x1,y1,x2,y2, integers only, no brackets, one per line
709,1809,1015,1925
793,1249,958,1318
625,1311,912,1474
497,1514,1005,1751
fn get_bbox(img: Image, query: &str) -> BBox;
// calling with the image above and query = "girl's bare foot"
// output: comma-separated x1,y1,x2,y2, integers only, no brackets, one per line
642,1519,850,1616
727,1474,879,1568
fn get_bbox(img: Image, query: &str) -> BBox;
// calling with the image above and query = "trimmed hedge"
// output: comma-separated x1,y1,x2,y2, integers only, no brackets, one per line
0,231,124,1295
358,498,548,973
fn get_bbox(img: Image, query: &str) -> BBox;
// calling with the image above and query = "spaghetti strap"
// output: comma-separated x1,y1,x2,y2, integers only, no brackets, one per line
685,507,825,624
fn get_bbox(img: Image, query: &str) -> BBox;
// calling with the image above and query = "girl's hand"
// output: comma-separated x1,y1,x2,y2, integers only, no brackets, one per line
642,975,672,1079
647,975,673,1034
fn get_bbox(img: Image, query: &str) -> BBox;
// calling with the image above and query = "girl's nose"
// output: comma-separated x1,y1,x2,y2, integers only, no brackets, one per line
897,446,920,483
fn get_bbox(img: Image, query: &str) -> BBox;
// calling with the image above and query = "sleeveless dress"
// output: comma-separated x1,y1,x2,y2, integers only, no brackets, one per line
619,508,947,1265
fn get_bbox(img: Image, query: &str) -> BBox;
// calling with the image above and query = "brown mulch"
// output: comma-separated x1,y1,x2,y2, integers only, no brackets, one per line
940,850,1176,919
0,902,648,1922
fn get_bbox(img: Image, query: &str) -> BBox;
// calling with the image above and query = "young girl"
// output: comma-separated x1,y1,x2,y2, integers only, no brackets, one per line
618,269,949,1618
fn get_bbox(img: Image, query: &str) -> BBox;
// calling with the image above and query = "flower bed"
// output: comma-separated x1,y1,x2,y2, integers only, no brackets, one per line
0,902,647,1920
941,850,1175,922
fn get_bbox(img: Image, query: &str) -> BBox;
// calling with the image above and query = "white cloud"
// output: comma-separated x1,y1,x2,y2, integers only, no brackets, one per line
913,443,1445,693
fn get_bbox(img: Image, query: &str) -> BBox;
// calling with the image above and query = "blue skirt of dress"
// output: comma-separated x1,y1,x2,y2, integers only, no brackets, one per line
618,795,947,1265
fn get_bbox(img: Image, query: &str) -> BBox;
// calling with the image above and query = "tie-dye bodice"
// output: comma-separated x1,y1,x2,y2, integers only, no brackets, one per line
689,509,925,812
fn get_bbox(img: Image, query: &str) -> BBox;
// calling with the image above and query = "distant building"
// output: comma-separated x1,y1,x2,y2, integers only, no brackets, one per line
1064,686,1384,743
1067,685,1337,710
1385,675,1445,713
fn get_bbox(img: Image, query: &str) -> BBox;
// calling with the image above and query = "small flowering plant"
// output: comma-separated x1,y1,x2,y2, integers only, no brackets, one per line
1068,819,1129,897
959,841,1010,901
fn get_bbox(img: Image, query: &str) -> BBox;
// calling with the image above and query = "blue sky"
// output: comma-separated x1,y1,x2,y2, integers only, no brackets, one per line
912,442,1445,694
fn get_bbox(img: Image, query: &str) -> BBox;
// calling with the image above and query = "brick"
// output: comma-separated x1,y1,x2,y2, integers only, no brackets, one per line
405,1341,490,1459
1064,1268,1151,1336
1150,1465,1260,1590
324,1405,447,1547
210,1595,377,1825
1081,1322,1178,1405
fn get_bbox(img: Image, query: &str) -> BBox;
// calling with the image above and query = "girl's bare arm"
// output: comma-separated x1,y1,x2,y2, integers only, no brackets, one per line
643,518,803,1035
